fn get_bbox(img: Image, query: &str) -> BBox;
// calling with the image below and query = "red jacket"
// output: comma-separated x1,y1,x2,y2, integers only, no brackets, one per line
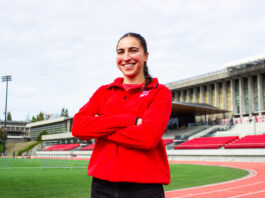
72,77,172,184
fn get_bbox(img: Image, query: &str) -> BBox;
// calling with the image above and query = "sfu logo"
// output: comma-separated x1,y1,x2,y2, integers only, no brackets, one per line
140,90,150,97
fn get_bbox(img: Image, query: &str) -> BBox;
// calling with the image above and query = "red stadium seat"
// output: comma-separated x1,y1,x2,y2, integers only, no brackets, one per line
43,144,80,151
163,139,174,145
79,143,95,150
225,134,265,149
174,136,239,149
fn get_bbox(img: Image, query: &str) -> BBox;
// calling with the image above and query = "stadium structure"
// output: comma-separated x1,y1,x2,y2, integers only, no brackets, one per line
21,54,265,162
0,121,30,142
27,117,72,141
167,54,265,120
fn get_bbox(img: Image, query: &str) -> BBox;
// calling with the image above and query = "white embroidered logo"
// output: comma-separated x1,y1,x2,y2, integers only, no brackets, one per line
140,90,150,97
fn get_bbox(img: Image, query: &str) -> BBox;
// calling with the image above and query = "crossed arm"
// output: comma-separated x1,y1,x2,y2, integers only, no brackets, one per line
72,86,172,150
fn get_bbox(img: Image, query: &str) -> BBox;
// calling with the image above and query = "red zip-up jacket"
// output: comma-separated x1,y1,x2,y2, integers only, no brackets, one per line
72,77,172,184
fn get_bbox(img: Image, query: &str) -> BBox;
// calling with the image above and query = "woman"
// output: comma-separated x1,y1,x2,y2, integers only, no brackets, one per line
72,32,172,198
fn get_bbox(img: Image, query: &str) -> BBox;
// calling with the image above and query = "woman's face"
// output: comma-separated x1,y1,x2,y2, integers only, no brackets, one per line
116,36,149,83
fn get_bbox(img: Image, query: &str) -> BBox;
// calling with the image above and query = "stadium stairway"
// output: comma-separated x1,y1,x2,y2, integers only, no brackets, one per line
213,122,265,137
188,126,220,140
163,126,209,140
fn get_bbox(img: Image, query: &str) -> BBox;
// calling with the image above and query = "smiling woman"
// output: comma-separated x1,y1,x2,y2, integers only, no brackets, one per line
116,33,153,91
116,34,148,84
72,32,172,198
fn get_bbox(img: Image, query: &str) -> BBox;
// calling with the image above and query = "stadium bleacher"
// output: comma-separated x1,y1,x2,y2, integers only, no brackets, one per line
174,136,239,149
225,134,265,149
79,143,95,150
163,139,174,146
163,125,209,140
42,140,173,152
43,144,80,151
213,122,265,137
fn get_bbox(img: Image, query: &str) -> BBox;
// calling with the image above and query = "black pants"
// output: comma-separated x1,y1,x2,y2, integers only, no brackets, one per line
91,177,165,198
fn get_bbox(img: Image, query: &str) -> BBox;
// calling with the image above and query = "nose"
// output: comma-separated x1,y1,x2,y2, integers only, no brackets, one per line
123,52,131,61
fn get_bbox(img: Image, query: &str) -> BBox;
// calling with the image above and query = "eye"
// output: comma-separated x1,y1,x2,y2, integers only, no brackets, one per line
117,50,124,55
130,48,138,53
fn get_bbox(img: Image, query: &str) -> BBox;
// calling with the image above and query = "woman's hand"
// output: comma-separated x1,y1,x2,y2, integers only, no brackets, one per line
136,118,142,125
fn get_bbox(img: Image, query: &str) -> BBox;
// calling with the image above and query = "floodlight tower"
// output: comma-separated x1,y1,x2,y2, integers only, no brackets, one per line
2,75,12,155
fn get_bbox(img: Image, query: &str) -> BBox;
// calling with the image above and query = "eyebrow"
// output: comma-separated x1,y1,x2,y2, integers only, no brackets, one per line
117,46,139,51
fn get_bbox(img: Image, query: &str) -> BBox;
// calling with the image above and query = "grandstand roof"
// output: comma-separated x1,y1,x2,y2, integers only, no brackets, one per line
224,53,265,68
171,102,229,115
26,116,70,127
165,53,265,89
42,132,73,140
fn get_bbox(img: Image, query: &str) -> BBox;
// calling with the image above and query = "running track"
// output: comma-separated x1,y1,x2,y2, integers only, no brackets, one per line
165,161,265,198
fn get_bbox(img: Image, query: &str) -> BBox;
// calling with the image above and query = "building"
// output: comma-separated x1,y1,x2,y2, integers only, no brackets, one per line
26,117,91,147
26,117,73,140
0,120,30,142
166,54,265,120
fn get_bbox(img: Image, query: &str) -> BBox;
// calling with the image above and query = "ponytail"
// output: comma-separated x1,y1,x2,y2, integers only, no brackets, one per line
142,62,153,91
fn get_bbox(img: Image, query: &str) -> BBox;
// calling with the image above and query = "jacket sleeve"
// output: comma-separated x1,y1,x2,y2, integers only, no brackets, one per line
103,86,172,150
72,86,137,140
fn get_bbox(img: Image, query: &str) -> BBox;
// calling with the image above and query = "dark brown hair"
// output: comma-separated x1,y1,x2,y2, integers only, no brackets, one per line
117,32,153,90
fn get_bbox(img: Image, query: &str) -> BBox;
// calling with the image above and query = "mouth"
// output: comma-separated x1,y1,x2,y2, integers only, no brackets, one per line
123,63,135,68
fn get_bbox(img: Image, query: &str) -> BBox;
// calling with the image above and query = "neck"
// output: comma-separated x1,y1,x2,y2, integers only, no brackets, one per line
123,75,145,84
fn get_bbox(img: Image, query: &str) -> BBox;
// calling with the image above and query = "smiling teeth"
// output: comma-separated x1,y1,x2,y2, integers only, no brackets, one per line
124,64,134,67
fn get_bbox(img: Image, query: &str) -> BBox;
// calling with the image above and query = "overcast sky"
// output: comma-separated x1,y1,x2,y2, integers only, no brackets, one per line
1,0,265,121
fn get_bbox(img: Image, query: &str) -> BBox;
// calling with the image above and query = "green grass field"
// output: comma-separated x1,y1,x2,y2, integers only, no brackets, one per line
0,158,248,198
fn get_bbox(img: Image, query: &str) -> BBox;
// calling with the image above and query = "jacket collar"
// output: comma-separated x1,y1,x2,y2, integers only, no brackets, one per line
107,77,159,90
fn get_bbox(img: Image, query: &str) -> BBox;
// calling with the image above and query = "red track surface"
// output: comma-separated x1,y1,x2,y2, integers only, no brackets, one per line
166,161,265,198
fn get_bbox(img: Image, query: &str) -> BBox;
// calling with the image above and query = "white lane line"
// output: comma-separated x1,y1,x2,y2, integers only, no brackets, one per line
172,180,265,198
228,189,265,198
166,168,256,193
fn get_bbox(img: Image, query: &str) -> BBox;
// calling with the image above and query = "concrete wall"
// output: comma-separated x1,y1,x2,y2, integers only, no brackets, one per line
36,149,265,162
6,136,31,143
36,150,93,158
167,149,265,162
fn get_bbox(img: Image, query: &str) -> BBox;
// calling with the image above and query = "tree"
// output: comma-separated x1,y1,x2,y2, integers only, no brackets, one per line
31,116,36,123
36,112,44,121
31,112,45,123
64,109,69,117
45,114,52,120
7,112,12,121
60,108,69,117
0,128,7,142
60,108,65,117
37,131,48,142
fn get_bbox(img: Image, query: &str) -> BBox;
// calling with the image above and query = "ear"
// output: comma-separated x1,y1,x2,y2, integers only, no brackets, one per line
144,52,149,62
